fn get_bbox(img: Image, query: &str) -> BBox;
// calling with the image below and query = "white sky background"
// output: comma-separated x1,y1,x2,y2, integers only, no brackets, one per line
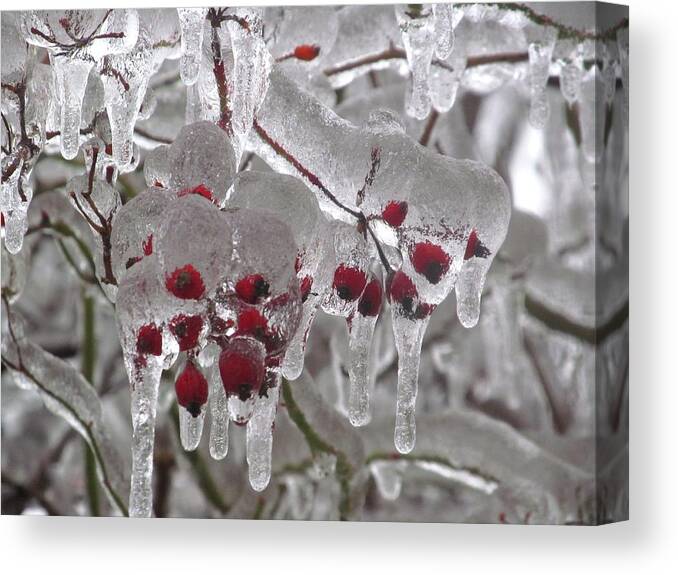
1,0,677,573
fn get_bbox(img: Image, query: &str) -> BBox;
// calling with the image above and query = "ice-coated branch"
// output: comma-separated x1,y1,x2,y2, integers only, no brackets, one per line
252,119,393,273
207,8,233,134
1,298,129,515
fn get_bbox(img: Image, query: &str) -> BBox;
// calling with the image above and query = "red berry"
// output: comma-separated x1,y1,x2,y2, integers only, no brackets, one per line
299,275,313,303
166,264,205,300
177,184,215,203
410,242,450,284
169,314,204,351
136,323,163,356
332,265,367,302
142,233,153,256
387,271,418,314
381,201,408,228
293,44,320,61
219,342,265,401
235,274,270,304
464,229,491,260
294,253,303,274
358,279,383,317
236,308,269,340
175,361,209,418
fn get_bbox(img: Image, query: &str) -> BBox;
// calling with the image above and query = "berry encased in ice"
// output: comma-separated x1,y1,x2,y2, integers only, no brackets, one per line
410,242,450,284
219,341,265,401
332,265,367,302
166,264,206,300
175,361,209,418
235,274,270,305
358,278,383,317
136,323,163,356
169,314,204,351
381,201,408,228
464,229,491,260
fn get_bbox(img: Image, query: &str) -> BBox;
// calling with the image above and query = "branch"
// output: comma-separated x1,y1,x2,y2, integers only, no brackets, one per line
253,119,394,274
281,380,356,520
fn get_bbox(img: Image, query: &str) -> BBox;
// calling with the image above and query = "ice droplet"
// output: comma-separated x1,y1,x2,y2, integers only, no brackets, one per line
371,460,405,500
395,5,436,120
177,8,208,86
347,311,379,427
455,257,490,328
526,27,556,129
179,404,206,452
246,373,280,492
1,159,32,255
392,314,429,454
208,362,230,460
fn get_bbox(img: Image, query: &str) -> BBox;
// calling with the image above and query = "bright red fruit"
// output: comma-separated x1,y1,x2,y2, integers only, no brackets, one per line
236,308,269,340
169,314,204,351
142,233,153,256
219,343,265,401
175,361,209,417
464,229,491,260
177,184,215,203
299,275,313,303
333,265,367,301
381,201,408,227
166,264,205,300
293,44,320,61
387,271,418,314
410,242,450,284
235,274,270,304
358,279,383,317
136,323,163,356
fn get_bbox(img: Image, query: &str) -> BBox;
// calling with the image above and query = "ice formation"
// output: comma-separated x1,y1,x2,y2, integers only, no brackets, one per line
1,5,628,522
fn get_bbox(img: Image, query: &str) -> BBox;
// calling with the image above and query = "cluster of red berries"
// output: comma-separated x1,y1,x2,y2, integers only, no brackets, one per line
130,183,305,419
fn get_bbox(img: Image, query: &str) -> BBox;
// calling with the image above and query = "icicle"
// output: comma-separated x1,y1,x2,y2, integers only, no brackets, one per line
100,29,154,170
455,258,490,329
177,8,208,86
526,27,557,129
226,10,273,137
128,357,163,517
208,363,230,460
246,375,280,492
281,301,318,381
395,5,436,120
560,50,583,106
579,65,606,164
347,312,378,427
616,28,629,121
429,55,466,113
179,405,205,451
371,460,405,500
392,314,429,454
0,160,32,255
51,55,93,159
433,3,455,60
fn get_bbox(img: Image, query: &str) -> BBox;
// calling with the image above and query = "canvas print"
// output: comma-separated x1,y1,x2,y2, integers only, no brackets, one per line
1,3,628,524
